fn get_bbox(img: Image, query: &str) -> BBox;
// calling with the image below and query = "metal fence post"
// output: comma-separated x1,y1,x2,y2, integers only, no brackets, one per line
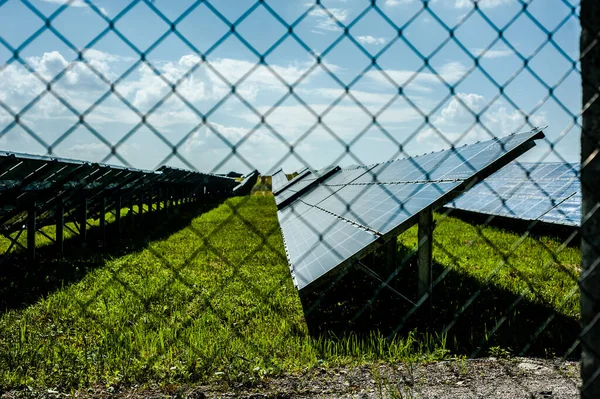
580,1,600,397
418,208,433,306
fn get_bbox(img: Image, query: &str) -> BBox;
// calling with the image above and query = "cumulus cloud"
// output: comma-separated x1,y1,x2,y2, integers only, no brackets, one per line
356,36,387,46
0,48,552,172
415,92,548,147
438,93,487,124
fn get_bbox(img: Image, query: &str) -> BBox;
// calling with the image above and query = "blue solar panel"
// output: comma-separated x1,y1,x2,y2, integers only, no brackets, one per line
278,206,378,289
353,134,539,184
275,167,341,209
314,182,462,235
276,128,545,290
446,161,580,226
273,168,311,196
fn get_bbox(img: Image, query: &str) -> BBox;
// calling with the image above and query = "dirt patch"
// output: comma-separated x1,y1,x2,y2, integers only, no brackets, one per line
1,358,580,399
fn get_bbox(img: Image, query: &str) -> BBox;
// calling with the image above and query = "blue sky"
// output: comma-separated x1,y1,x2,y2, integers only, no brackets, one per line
0,0,581,174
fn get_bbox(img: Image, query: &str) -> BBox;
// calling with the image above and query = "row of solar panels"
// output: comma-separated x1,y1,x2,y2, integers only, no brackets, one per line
447,162,580,227
0,151,248,238
273,129,559,290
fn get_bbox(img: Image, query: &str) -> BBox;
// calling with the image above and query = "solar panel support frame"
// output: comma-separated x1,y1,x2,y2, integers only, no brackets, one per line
156,188,161,212
128,196,134,229
80,197,87,244
115,195,122,237
56,199,64,253
139,192,144,224
28,202,36,259
100,196,107,246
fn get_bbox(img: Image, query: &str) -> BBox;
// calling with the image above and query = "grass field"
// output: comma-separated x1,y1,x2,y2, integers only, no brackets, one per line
0,196,580,391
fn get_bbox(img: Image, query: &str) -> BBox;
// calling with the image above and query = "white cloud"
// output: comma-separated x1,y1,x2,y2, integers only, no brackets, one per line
453,0,513,9
366,61,468,91
57,142,140,161
356,36,387,46
308,7,349,32
40,0,90,6
473,48,514,58
415,93,548,147
385,0,415,6
438,92,487,124
39,0,108,15
0,48,556,172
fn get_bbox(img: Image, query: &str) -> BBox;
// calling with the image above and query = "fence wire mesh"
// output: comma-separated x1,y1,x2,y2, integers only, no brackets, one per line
0,0,597,397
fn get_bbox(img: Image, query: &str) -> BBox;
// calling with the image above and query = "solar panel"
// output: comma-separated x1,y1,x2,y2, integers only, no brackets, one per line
445,161,580,226
275,128,545,290
270,169,289,193
275,167,341,209
273,169,312,197
278,206,378,289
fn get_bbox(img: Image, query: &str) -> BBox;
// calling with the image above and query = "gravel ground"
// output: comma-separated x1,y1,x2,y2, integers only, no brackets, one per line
1,358,581,399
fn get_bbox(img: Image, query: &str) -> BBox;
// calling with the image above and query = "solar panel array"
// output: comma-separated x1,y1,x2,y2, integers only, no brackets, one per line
445,162,580,227
0,151,239,257
273,129,546,290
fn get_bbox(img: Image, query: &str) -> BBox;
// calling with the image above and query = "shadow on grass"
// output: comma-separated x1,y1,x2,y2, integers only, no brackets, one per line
300,242,580,359
0,199,224,313
444,208,580,248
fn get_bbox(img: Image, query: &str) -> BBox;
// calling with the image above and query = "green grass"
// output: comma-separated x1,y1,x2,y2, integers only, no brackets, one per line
0,197,581,391
0,197,449,391
399,213,580,319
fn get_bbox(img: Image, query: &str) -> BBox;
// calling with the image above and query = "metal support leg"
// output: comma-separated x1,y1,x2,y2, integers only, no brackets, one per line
163,188,167,211
418,208,433,304
56,199,64,254
128,196,134,229
138,192,144,224
167,189,171,213
28,202,36,259
157,188,161,212
116,195,122,237
80,197,87,244
383,238,397,281
148,188,154,214
100,196,106,246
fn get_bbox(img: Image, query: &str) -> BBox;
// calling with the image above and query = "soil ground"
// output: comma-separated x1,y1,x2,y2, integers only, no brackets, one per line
1,358,581,399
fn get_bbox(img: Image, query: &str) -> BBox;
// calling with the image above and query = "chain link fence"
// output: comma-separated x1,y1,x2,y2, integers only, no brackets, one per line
0,0,597,397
